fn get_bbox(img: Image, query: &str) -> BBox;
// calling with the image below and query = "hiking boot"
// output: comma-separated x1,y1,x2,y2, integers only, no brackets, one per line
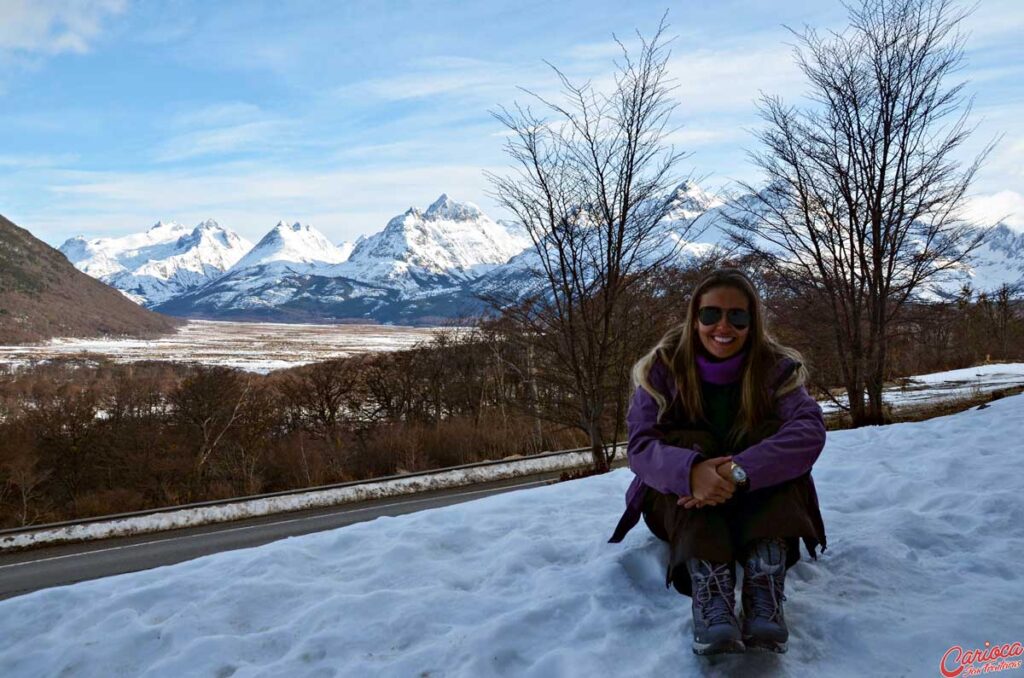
685,558,744,655
741,537,789,653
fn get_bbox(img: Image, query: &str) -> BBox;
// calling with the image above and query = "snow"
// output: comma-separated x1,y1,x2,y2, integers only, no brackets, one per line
59,184,1024,321
58,220,253,307
0,320,443,373
326,195,532,293
230,221,349,271
1,393,1022,676
820,362,1024,414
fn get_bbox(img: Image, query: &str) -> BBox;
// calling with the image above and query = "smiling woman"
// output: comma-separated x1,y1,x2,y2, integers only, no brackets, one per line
609,267,828,657
694,286,751,360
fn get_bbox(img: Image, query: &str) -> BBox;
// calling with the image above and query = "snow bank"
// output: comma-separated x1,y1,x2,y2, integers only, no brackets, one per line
1,396,1022,676
820,362,1024,414
0,451,592,552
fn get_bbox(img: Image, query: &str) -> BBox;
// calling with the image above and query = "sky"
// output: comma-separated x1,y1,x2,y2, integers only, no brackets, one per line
1,0,1022,248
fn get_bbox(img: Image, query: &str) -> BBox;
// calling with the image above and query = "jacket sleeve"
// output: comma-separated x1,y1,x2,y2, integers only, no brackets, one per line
626,361,702,497
730,383,826,492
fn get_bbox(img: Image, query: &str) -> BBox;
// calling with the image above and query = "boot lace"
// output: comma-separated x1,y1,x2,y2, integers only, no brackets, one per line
745,567,787,623
692,561,736,626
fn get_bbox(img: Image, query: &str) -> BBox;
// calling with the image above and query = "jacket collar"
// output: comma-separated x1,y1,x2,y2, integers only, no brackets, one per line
695,349,747,385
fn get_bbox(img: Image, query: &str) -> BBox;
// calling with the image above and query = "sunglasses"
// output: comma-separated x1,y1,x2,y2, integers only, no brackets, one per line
698,306,751,330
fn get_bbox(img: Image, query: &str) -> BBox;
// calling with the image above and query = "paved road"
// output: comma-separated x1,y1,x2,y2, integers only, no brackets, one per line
0,470,579,601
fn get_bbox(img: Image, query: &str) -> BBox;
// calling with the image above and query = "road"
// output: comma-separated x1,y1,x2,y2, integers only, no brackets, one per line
0,470,578,601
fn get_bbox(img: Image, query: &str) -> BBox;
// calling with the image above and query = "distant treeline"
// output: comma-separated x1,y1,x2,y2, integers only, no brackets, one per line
0,264,1021,528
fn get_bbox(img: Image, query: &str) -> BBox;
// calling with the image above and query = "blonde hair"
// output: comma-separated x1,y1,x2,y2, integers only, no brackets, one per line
631,268,808,449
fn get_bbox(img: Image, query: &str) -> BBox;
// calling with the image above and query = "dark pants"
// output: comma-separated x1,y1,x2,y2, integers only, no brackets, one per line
642,472,826,597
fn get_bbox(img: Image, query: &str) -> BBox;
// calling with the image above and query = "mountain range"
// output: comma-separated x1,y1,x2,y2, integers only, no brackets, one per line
57,185,1024,325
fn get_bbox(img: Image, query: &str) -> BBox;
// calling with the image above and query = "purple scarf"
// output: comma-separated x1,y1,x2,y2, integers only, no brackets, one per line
695,349,747,385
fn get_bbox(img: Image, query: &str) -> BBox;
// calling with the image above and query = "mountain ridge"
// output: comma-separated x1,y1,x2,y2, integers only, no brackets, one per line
64,186,1024,325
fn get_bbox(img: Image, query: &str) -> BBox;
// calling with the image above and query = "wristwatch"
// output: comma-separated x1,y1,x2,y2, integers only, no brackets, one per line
730,462,749,489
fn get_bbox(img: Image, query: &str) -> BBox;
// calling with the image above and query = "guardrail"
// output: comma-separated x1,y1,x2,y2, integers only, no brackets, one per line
0,442,626,551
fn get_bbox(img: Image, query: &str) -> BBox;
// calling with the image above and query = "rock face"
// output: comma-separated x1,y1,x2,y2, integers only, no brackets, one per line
59,219,253,306
0,214,182,344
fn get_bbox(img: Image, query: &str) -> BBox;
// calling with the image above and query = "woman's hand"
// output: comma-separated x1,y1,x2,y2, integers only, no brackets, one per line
677,456,736,509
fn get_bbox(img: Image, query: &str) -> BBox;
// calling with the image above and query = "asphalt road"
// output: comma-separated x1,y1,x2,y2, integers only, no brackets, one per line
0,470,578,601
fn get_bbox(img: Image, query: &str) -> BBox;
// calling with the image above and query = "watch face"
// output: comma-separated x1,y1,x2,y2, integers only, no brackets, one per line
732,465,747,483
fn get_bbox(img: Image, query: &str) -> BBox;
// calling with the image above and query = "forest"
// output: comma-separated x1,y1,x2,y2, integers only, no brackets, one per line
1,258,1020,528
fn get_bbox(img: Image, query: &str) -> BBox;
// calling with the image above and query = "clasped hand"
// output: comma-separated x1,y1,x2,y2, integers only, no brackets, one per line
677,455,736,509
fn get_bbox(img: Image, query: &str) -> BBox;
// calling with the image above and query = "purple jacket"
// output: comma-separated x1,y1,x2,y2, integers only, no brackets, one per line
608,354,826,543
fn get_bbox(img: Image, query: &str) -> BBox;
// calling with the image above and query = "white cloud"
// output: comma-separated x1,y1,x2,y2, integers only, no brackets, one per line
155,120,286,163
0,152,77,168
339,56,528,103
170,102,265,129
964,191,1024,232
662,126,739,148
0,0,126,55
667,44,804,115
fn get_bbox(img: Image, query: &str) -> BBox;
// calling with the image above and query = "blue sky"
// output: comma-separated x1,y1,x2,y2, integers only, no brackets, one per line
1,0,1022,247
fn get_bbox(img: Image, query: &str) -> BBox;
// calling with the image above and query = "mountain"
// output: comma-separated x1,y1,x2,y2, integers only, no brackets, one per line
68,185,1024,326
59,220,252,307
0,214,181,344
155,197,532,323
470,183,726,305
231,221,348,272
930,223,1024,297
153,221,391,322
329,194,531,293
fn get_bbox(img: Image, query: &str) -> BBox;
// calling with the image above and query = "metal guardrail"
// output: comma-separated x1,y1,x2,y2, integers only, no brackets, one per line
0,442,626,538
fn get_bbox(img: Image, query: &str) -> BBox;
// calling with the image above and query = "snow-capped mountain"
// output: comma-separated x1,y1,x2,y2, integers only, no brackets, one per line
59,220,252,306
67,184,1024,325
329,194,532,293
153,221,366,319
232,221,349,272
935,223,1024,295
155,196,533,323
337,240,356,262
471,183,728,304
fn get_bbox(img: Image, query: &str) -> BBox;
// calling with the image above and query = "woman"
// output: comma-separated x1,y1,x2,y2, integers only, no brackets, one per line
608,268,827,656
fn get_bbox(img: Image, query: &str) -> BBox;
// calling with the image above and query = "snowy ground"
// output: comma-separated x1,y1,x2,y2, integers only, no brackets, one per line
0,320,445,373
1,395,1021,676
819,362,1024,414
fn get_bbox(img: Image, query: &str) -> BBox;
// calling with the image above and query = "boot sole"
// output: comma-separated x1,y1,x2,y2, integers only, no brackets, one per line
743,637,787,654
693,639,745,655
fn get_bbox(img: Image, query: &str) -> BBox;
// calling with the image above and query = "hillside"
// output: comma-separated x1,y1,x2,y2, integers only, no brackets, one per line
0,391,1020,674
0,214,182,344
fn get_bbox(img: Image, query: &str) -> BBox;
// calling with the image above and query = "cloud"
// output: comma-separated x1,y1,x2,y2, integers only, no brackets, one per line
964,191,1024,232
0,152,77,168
662,126,740,148
170,102,266,129
151,102,295,163
339,56,528,103
0,0,126,55
666,44,804,115
155,120,286,163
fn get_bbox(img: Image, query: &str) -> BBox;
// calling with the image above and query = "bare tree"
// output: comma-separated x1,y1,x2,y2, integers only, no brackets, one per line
726,0,992,425
1,444,49,526
169,366,253,496
485,18,700,470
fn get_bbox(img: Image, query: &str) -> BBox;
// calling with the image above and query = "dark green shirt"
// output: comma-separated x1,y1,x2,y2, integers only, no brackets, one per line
700,380,742,452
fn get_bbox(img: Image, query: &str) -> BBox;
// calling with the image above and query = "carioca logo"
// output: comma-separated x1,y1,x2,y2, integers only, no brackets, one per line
940,640,1024,677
